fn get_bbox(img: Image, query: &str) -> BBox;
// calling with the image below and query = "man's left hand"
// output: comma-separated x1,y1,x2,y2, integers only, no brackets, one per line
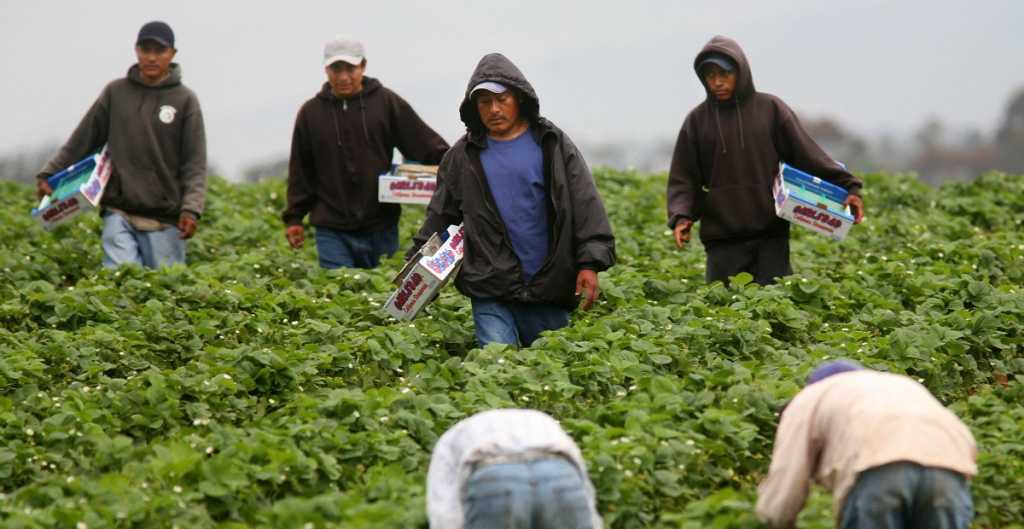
575,269,600,311
844,194,865,224
178,214,198,239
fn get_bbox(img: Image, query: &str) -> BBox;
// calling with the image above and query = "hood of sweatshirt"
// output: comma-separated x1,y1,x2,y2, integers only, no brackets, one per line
127,63,183,88
315,76,383,102
458,53,541,139
694,35,755,104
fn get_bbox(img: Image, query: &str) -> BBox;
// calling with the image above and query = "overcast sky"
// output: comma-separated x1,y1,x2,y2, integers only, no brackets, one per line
2,0,1022,179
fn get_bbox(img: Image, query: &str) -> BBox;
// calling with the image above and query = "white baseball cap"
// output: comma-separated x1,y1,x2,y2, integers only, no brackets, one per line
471,81,508,95
323,35,365,67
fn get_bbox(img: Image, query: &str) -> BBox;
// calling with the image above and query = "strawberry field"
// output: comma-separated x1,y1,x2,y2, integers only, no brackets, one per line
1,169,1023,529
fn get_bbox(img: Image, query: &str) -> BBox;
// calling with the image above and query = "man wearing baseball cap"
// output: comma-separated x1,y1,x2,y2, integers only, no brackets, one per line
407,53,615,347
757,360,976,528
36,20,207,269
666,36,865,285
283,36,449,269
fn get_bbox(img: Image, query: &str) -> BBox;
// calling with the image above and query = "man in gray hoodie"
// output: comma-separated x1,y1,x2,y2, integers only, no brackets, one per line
37,21,207,269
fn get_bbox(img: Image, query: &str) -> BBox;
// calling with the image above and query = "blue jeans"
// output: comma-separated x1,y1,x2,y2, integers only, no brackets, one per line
313,225,399,269
463,457,595,529
840,461,973,529
101,212,185,269
470,298,570,347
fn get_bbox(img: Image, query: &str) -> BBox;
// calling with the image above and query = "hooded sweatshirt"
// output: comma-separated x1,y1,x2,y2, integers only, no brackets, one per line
38,64,207,223
666,36,863,244
410,53,615,309
283,77,450,232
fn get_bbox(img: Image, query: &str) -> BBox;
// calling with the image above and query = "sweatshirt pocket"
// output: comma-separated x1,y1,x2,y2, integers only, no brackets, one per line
116,167,180,217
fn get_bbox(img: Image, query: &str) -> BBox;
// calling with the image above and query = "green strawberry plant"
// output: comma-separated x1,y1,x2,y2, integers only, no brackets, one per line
0,168,1022,528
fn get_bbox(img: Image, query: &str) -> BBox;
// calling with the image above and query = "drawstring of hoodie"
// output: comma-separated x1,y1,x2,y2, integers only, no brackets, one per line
331,95,370,147
712,98,747,154
714,104,727,154
332,101,343,147
359,92,369,141
736,98,746,150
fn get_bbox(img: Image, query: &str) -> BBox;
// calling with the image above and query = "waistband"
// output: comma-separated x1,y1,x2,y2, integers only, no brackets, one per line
472,450,569,471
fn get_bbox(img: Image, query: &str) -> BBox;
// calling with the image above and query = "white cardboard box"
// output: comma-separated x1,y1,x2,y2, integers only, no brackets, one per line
378,175,437,205
378,163,439,205
773,163,855,241
382,224,465,320
31,146,112,230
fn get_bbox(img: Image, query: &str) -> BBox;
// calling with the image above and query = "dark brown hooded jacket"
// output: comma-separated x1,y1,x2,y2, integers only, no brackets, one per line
666,36,863,244
283,77,449,232
409,53,615,309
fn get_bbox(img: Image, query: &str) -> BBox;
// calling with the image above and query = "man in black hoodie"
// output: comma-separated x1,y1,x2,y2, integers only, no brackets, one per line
667,36,865,285
283,36,449,269
409,53,615,347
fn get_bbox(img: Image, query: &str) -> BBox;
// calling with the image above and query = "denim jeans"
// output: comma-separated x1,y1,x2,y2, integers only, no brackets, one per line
840,461,973,529
470,298,570,347
101,212,185,269
463,457,595,529
313,225,399,269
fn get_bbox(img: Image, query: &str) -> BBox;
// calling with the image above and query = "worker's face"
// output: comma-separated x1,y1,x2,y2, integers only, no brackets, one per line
475,90,522,137
703,64,737,101
325,60,366,98
135,40,176,85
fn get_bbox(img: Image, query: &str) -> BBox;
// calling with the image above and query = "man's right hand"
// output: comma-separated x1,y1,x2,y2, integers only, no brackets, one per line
36,179,53,200
286,225,305,249
674,219,694,249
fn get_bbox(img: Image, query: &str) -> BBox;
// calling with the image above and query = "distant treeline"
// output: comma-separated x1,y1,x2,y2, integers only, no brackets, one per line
5,87,1024,186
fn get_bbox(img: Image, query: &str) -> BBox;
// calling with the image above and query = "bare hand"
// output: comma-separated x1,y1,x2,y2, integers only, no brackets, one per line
286,225,305,249
36,179,53,200
575,269,600,311
843,194,865,224
674,219,694,249
178,214,198,239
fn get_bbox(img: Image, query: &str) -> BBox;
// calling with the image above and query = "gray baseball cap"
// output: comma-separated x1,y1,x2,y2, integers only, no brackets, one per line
323,36,365,67
471,81,508,95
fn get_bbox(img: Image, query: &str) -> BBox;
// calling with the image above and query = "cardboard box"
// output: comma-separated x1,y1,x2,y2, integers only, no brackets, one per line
378,163,439,205
773,163,855,241
382,224,465,320
31,146,112,230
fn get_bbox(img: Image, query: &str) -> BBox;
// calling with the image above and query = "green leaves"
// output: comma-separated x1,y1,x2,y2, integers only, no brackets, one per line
1,171,1022,528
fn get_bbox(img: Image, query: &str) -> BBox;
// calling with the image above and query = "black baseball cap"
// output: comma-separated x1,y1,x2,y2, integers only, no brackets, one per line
136,21,175,48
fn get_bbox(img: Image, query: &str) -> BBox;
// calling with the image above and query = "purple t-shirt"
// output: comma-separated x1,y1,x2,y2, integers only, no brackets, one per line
481,131,549,280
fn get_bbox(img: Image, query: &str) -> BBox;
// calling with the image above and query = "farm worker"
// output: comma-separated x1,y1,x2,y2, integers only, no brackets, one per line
283,35,449,269
36,21,207,269
426,409,602,529
666,36,865,285
408,53,615,347
757,360,977,529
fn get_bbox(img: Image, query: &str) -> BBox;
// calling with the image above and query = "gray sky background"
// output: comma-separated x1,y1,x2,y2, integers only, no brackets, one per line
2,0,1022,179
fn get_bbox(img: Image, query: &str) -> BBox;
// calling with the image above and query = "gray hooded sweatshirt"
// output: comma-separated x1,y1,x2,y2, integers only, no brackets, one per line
38,63,207,224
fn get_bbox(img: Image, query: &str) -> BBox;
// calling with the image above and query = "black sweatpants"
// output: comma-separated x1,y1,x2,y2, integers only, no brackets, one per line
704,235,793,286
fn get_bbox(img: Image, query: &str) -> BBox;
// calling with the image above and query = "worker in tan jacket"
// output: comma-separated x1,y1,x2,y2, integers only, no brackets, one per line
756,360,976,529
